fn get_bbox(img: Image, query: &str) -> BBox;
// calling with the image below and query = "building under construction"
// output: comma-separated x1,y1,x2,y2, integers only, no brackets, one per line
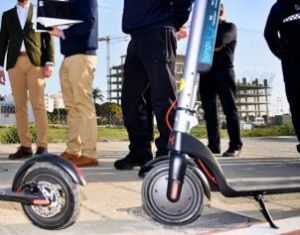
236,78,271,122
107,55,271,121
107,56,125,105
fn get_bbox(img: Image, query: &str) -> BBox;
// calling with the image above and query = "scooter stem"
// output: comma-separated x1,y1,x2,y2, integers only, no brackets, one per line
167,0,208,202
173,0,207,133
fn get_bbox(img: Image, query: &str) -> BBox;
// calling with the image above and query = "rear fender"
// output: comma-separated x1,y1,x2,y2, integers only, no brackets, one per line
12,154,86,191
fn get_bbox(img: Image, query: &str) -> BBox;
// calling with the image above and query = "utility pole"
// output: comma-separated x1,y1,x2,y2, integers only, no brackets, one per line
98,36,112,102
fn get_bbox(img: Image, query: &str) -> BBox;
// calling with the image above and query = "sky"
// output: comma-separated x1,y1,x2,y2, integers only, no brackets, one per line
0,0,289,115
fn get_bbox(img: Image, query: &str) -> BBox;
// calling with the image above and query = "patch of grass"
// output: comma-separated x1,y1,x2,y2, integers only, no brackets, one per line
48,125,68,143
0,125,36,144
0,123,296,143
191,125,228,139
48,125,129,142
242,124,295,137
98,126,128,141
0,125,129,143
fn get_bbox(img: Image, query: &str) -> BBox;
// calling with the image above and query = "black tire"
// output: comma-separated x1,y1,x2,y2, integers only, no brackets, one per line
142,162,204,225
20,163,80,230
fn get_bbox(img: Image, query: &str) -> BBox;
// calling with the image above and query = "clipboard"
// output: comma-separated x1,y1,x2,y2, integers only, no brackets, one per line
32,0,82,32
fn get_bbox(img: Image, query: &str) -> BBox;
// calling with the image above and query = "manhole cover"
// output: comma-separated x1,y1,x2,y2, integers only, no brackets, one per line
126,205,259,232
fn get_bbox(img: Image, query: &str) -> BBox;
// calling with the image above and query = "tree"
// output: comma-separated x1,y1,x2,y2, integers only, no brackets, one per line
92,88,104,105
96,102,123,125
97,102,122,118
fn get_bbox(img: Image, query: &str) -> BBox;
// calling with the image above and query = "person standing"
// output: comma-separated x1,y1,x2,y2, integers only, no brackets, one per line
0,0,54,159
114,0,193,170
264,0,300,154
199,4,242,157
49,0,99,167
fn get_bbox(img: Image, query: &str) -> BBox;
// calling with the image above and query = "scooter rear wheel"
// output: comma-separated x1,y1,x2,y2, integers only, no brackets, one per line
20,163,80,229
142,162,204,225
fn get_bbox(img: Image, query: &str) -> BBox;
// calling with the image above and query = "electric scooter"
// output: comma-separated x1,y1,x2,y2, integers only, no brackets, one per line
0,153,86,229
140,0,300,229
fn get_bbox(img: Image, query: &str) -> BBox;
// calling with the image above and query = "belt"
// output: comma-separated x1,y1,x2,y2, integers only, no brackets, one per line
130,26,176,38
19,52,27,56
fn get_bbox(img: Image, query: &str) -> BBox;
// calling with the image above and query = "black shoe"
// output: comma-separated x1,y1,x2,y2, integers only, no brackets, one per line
297,144,300,154
222,148,241,157
114,150,153,170
8,146,33,160
35,147,48,155
210,149,221,154
207,146,221,154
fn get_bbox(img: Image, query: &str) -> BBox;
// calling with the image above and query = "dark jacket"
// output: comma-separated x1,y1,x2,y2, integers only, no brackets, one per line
0,4,55,70
264,0,300,59
61,0,98,57
122,0,193,34
211,20,237,72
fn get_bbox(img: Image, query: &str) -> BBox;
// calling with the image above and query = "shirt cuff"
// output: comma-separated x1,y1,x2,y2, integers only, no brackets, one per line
61,31,66,40
0,66,4,71
45,62,54,66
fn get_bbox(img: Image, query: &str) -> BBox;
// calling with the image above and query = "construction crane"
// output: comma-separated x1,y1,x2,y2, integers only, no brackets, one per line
98,35,128,102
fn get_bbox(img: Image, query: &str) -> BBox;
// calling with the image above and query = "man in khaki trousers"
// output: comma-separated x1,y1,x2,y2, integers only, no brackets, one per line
0,0,54,159
49,0,98,167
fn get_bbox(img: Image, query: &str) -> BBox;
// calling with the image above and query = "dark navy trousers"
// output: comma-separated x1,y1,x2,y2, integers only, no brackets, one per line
200,69,242,152
122,27,177,157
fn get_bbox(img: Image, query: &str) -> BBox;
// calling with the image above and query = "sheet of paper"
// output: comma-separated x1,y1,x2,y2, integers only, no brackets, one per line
32,0,82,32
37,17,82,28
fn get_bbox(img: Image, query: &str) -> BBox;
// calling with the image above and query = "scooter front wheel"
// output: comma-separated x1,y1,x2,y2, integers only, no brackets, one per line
20,163,80,229
142,162,204,225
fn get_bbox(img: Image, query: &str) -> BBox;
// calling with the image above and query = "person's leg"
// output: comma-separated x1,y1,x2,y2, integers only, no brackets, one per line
200,75,220,153
141,28,177,157
115,39,153,170
8,56,33,158
59,57,82,156
284,80,300,141
27,60,48,152
66,55,98,165
216,70,242,156
144,85,154,144
282,56,300,153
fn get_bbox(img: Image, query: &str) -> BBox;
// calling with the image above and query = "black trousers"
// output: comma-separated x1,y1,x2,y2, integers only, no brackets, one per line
281,54,300,143
199,69,242,151
122,27,177,156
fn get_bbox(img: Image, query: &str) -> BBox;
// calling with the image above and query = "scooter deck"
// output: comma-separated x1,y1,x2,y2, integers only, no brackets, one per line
220,157,300,192
0,188,45,204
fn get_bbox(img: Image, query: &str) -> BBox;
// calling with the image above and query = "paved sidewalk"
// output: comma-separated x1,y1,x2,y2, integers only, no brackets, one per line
0,137,299,234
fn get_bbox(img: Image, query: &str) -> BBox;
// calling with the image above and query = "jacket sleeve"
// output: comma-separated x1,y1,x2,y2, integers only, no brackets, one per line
264,5,282,59
41,32,55,65
215,23,237,49
63,0,97,39
172,0,194,30
0,13,9,68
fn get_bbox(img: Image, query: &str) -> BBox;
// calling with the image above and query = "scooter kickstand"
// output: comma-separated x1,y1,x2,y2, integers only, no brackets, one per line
254,194,279,229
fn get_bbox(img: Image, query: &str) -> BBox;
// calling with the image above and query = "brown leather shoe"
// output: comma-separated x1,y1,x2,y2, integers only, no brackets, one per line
35,147,48,155
72,156,99,167
8,146,33,160
61,151,80,161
